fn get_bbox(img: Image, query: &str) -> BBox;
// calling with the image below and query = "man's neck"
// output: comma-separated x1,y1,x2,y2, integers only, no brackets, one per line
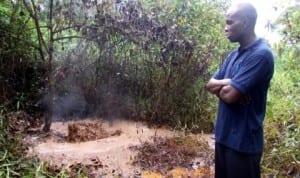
239,33,257,48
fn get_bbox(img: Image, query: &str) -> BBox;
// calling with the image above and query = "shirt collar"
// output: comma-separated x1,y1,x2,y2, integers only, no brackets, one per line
238,38,262,52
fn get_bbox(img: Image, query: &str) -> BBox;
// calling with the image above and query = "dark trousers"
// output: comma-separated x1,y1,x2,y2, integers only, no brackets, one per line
215,143,262,178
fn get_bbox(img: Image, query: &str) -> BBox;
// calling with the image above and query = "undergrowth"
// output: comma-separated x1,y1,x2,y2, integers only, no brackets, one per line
0,110,82,178
262,47,300,177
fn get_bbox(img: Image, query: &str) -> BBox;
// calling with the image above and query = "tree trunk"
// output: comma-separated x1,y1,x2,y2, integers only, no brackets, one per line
43,0,54,132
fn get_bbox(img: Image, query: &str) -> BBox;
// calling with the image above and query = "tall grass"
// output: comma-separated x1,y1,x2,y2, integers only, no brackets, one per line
262,47,300,177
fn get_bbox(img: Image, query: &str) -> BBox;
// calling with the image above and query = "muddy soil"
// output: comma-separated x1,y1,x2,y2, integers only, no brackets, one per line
25,118,214,177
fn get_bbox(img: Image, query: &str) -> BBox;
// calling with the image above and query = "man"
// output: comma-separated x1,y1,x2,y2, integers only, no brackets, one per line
206,3,274,178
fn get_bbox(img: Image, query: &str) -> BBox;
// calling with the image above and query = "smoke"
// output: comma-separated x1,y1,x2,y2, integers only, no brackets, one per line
38,41,137,122
39,89,87,122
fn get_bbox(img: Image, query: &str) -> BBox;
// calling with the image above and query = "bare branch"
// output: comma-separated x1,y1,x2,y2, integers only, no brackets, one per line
53,36,82,42
53,25,84,34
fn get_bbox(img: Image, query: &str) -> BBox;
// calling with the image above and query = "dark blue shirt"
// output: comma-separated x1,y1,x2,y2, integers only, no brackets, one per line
214,38,274,153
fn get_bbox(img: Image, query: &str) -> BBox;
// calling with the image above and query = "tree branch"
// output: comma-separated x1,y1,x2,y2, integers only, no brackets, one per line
22,0,49,59
53,36,82,42
53,25,84,34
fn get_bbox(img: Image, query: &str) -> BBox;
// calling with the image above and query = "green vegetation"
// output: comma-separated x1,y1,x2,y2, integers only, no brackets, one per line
0,0,299,177
262,3,300,176
0,110,52,177
0,0,45,112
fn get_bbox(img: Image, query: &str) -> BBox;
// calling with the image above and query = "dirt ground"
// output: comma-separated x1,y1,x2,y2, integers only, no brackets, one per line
24,118,215,177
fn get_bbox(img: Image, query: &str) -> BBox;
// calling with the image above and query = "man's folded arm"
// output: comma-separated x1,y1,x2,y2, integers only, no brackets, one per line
206,78,241,103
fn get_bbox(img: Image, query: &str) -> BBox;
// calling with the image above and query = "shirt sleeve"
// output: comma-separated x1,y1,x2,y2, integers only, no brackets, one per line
230,51,274,94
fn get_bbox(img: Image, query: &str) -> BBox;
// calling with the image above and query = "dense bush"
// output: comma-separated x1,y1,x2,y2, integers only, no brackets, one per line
40,0,231,132
0,0,230,130
262,47,300,177
262,3,300,176
0,0,46,112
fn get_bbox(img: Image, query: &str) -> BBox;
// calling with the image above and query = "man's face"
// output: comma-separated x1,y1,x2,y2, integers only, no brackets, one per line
225,12,245,43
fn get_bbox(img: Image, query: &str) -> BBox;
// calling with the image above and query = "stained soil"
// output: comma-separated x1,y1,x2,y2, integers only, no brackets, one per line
22,117,215,177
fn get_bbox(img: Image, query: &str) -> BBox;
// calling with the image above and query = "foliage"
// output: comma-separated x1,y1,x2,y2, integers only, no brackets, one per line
4,0,227,131
1,0,229,130
0,110,61,177
275,3,300,46
263,49,300,177
61,0,230,132
0,0,46,112
21,0,98,131
262,3,300,176
9,0,231,132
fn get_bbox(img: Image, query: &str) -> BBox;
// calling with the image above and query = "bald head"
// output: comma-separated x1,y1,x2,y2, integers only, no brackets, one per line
224,2,257,45
227,2,257,30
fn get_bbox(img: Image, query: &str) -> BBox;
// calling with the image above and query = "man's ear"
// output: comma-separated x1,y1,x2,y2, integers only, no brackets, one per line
240,20,248,32
242,18,248,28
